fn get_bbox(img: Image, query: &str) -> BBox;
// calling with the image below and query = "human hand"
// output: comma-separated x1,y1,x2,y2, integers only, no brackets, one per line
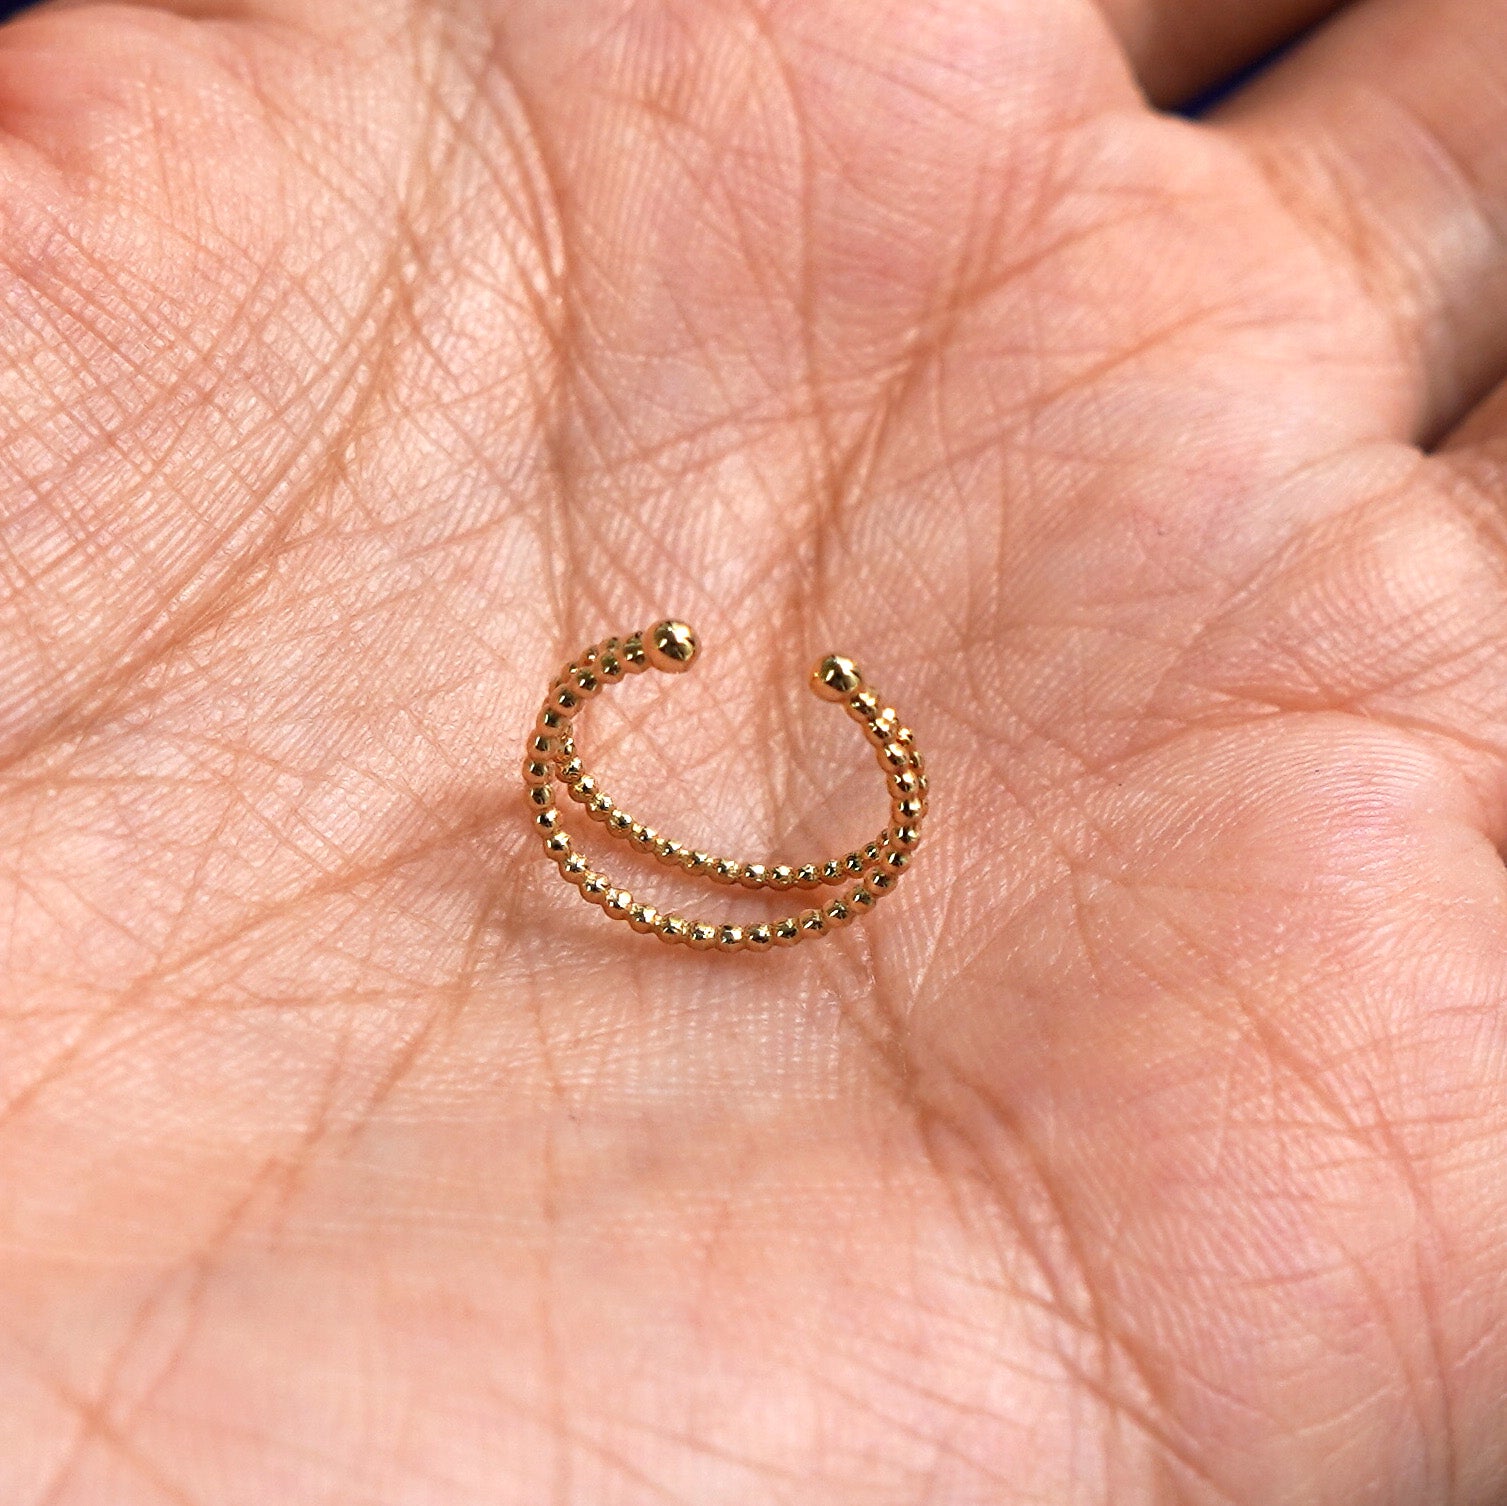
3,0,1507,1500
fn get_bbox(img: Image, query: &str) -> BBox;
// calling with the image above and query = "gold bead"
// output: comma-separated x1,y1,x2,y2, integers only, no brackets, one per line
645,620,699,673
712,857,742,885
843,852,866,875
657,914,691,944
811,653,863,702
769,865,796,890
542,830,571,858
688,921,719,950
535,808,562,833
598,653,624,682
552,684,580,715
561,852,588,877
538,707,566,734
629,824,658,850
772,917,802,947
798,908,827,937
557,757,584,786
603,888,634,920
850,885,876,911
621,635,648,673
684,850,712,875
892,824,921,850
891,768,921,798
579,872,609,902
570,774,597,803
656,837,684,865
717,924,745,952
740,863,768,889
628,903,660,934
849,690,879,718
528,733,554,759
587,792,614,820
824,897,852,928
607,809,633,835
526,784,554,810
795,864,822,889
881,742,911,771
745,923,775,951
893,796,925,823
909,749,926,773
571,668,600,697
869,868,895,891
884,848,911,872
821,858,843,883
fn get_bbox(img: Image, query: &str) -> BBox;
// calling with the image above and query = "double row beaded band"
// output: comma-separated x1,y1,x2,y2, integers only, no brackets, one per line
524,621,926,952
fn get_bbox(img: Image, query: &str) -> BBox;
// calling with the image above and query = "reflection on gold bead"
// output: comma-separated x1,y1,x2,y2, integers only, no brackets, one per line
607,810,633,835
892,824,920,849
745,924,774,951
869,868,895,891
552,685,579,714
656,838,684,865
645,620,699,674
657,914,690,944
893,796,925,823
587,792,614,820
849,690,879,718
811,653,863,702
717,924,745,952
891,768,921,798
526,785,553,810
773,917,802,947
825,898,852,928
712,858,742,885
798,909,827,937
688,921,718,950
580,872,609,902
561,852,588,878
543,831,571,859
559,757,585,786
629,904,660,934
740,864,767,889
604,889,634,920
851,886,876,911
528,733,554,758
598,654,623,682
881,742,911,771
621,635,648,672
538,707,566,734
769,865,796,890
571,668,600,696
685,850,712,875
630,824,658,850
535,808,562,833
795,864,822,889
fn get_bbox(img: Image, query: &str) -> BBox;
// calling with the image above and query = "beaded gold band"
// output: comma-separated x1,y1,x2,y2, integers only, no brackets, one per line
524,621,926,951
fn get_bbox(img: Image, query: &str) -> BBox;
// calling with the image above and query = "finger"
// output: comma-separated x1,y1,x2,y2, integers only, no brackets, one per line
1213,0,1507,444
1093,0,1353,106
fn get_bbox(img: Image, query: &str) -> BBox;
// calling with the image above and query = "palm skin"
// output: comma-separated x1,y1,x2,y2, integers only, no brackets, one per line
4,0,1507,1500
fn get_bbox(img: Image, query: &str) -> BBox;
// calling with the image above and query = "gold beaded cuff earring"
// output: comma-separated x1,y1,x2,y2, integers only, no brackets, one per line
524,621,926,953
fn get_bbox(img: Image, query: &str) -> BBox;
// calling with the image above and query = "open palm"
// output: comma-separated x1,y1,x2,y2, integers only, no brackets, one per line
4,0,1507,1499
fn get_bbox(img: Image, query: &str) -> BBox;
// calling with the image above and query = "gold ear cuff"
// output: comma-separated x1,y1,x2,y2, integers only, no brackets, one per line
524,621,926,952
